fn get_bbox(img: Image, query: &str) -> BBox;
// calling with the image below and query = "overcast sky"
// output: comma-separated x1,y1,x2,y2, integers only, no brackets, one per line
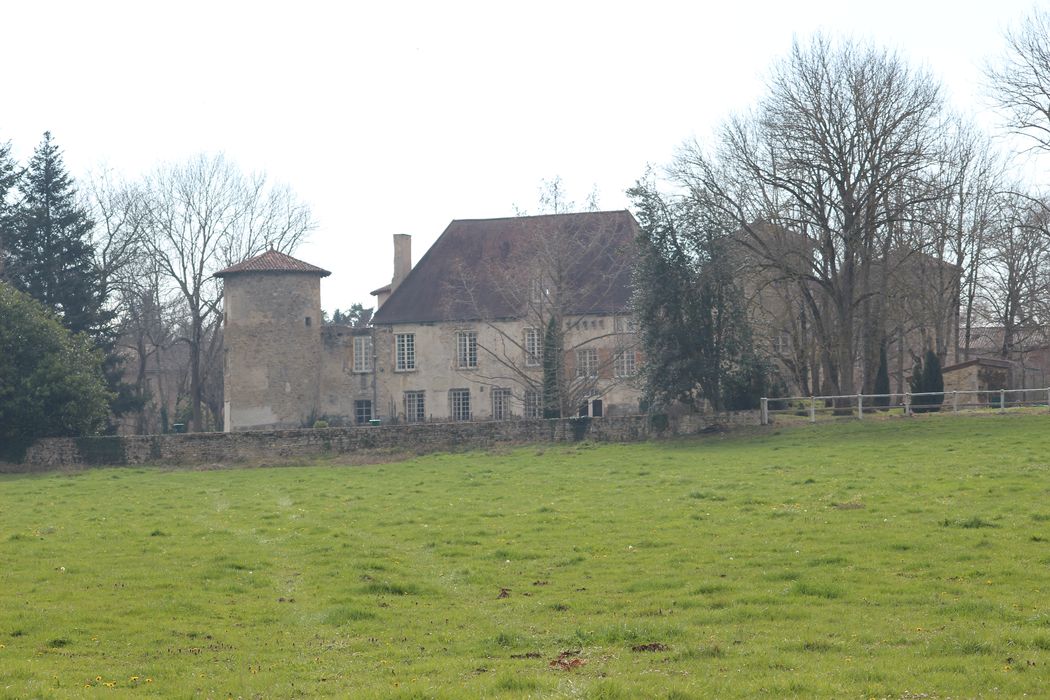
2,0,1041,310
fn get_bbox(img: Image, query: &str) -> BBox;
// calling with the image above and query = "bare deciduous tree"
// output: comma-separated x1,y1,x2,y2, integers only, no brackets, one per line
987,9,1050,153
86,168,147,314
669,36,952,397
978,193,1050,359
142,154,315,431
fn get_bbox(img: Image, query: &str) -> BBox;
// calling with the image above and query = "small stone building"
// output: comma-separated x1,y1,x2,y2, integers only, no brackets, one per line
215,250,331,431
941,357,1011,407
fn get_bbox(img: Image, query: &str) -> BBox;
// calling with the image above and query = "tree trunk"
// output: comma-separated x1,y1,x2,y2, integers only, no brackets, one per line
190,311,203,432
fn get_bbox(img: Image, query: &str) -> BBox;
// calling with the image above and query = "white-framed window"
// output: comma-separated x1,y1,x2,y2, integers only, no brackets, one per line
353,335,373,372
491,387,511,420
456,330,478,369
524,327,541,367
449,388,471,421
396,333,415,371
404,391,425,422
614,349,636,377
354,399,373,425
524,389,542,419
576,347,599,378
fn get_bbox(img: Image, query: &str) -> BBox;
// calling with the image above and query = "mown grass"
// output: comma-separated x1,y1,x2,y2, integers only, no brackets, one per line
2,413,1050,697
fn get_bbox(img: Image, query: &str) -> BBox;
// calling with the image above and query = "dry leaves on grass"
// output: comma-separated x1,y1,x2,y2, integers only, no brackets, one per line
549,650,586,670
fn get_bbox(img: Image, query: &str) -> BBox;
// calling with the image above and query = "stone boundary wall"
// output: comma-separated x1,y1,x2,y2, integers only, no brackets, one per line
4,411,761,473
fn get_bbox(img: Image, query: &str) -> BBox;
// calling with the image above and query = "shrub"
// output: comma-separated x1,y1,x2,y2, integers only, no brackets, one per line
0,283,111,459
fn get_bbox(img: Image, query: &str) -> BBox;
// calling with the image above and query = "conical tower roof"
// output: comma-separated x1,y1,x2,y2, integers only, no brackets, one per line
214,249,331,278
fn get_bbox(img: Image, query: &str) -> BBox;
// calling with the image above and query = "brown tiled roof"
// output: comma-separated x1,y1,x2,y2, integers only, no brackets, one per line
214,249,331,278
942,357,1014,372
373,210,639,325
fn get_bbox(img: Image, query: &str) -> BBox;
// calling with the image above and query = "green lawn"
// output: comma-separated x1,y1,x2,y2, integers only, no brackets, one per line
2,414,1050,698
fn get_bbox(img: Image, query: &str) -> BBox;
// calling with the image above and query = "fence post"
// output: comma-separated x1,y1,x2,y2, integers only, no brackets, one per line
1000,388,1006,414
810,396,816,423
952,390,958,412
905,392,912,416
761,397,768,426
1047,387,1050,413
857,393,863,420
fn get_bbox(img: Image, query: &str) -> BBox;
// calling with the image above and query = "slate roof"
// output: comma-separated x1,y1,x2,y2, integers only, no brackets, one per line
373,210,639,325
213,249,331,278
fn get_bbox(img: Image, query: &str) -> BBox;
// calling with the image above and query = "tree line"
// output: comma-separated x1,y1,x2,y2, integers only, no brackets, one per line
0,136,314,450
6,11,1050,442
633,13,1050,411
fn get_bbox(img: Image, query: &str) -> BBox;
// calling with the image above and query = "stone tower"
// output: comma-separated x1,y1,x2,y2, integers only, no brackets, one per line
215,250,331,431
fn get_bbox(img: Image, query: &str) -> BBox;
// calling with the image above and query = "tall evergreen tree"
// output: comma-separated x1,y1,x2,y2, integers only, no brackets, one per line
908,349,945,413
922,348,944,412
0,140,19,280
7,132,108,338
873,342,891,407
629,179,757,412
542,316,563,418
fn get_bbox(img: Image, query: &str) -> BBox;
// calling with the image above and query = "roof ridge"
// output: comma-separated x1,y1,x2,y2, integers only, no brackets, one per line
214,249,331,278
450,209,629,224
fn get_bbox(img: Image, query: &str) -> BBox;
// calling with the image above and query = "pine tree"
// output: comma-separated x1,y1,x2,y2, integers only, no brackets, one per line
908,349,945,413
922,348,944,412
7,132,107,338
873,342,890,408
0,140,19,280
542,316,563,418
628,179,756,412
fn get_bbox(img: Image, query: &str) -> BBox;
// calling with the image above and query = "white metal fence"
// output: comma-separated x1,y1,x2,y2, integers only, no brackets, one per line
759,387,1050,425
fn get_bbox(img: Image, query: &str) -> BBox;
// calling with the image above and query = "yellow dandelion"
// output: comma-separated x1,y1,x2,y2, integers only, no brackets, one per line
130,676,139,681
146,678,153,682
95,676,102,682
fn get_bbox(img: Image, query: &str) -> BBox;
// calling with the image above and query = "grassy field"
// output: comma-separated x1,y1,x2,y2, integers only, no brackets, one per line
2,414,1050,698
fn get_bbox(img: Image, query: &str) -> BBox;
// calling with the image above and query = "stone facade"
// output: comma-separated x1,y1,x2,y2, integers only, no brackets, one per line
318,325,376,423
8,412,762,472
216,214,646,431
218,257,328,430
371,316,643,423
368,211,645,424
942,357,1011,407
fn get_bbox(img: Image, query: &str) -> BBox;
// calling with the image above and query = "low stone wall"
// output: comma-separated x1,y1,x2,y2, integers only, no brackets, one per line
5,411,761,472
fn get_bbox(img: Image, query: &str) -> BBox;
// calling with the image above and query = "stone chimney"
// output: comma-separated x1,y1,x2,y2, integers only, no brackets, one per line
392,234,412,291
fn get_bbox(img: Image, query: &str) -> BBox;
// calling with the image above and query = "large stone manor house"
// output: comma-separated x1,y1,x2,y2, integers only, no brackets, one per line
215,208,986,432
216,210,645,431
